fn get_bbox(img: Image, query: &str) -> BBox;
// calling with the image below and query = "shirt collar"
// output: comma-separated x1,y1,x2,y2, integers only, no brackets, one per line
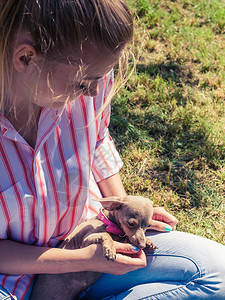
0,107,63,147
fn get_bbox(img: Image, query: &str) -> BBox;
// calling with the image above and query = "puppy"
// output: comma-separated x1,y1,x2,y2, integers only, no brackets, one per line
31,195,157,300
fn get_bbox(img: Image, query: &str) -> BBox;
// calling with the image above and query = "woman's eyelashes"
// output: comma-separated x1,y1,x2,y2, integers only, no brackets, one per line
77,83,89,93
67,82,88,94
67,77,102,96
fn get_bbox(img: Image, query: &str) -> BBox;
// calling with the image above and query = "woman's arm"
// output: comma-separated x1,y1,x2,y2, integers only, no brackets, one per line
0,239,146,276
97,172,127,197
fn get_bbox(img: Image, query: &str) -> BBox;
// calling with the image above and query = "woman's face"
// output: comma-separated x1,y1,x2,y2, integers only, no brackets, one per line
27,44,121,108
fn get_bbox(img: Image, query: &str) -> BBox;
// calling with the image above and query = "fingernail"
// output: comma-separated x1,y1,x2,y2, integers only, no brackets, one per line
165,225,172,232
132,245,140,252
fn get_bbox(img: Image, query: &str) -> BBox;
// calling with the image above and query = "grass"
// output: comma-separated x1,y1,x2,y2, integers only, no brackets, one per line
109,0,225,244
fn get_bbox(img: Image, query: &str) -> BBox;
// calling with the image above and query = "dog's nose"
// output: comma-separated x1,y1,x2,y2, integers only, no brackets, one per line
132,236,146,249
129,230,146,249
133,231,146,249
137,241,146,249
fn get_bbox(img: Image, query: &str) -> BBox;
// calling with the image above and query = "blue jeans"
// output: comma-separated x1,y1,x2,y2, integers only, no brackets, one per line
84,231,225,299
1,231,225,299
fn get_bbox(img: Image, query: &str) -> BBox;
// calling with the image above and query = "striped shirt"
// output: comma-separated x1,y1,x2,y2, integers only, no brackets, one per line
0,71,123,299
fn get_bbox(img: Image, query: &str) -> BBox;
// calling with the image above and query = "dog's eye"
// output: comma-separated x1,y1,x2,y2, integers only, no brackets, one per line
128,221,135,227
127,218,138,228
147,224,152,228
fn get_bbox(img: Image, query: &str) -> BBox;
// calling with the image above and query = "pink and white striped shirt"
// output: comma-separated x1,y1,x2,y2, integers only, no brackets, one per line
0,71,123,299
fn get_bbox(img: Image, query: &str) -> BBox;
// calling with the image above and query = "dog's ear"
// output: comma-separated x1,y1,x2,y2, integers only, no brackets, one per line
93,196,123,211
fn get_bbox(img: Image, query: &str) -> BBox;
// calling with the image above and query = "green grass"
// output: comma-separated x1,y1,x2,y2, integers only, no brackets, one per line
109,0,225,244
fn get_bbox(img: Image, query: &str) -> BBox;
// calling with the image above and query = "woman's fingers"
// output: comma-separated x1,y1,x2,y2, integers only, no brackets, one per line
115,251,146,269
113,241,140,254
150,220,174,232
149,207,178,232
114,241,147,269
85,243,146,275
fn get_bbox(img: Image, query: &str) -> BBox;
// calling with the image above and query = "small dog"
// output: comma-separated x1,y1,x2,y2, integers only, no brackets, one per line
31,195,157,300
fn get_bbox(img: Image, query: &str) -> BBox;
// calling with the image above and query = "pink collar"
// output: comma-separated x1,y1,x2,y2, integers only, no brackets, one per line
98,208,125,236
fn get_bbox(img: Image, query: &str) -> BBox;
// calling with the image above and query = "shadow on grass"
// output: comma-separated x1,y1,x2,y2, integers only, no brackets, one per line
110,60,225,206
136,61,197,87
110,111,223,207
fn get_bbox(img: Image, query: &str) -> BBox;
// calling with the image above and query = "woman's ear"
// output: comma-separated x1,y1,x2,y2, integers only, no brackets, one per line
13,43,38,72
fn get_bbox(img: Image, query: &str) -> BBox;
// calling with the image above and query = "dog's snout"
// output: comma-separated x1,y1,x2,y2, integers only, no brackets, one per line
137,240,146,249
129,230,146,249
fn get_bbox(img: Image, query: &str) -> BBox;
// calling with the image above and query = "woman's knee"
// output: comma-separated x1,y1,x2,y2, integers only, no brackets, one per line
147,231,225,297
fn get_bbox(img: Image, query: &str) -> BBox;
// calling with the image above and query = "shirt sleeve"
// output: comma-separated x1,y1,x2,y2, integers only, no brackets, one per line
92,71,123,182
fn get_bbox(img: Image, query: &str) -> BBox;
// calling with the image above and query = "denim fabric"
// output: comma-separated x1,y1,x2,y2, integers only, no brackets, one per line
1,231,225,300
84,231,225,299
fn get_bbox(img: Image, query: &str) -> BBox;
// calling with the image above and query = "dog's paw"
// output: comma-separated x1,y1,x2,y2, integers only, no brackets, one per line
145,237,157,252
103,247,116,261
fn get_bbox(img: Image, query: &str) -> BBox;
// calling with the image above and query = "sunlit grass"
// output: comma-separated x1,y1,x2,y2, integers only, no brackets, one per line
110,0,225,244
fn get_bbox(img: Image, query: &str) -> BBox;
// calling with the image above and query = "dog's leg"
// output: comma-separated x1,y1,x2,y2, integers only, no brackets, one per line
145,237,157,252
82,232,117,261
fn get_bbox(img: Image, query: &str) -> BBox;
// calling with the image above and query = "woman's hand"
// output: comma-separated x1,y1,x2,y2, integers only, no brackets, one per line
83,241,147,275
149,207,178,232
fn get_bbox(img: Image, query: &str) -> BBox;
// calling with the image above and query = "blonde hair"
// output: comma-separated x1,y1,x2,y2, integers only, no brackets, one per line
0,0,133,115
